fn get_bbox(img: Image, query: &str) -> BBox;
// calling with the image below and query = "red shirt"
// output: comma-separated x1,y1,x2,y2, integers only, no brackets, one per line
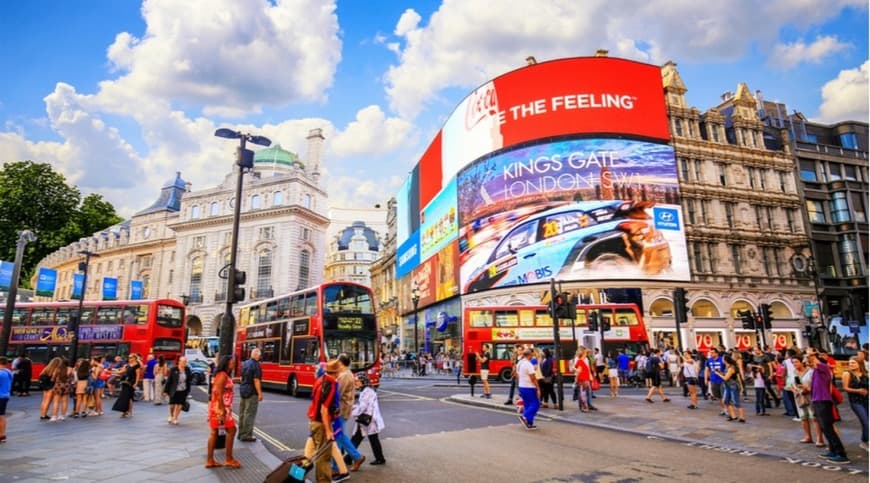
307,374,337,423
574,358,592,383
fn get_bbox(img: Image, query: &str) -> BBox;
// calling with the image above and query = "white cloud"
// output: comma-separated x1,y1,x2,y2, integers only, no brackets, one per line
817,61,869,123
331,105,414,157
383,0,867,118
769,35,850,69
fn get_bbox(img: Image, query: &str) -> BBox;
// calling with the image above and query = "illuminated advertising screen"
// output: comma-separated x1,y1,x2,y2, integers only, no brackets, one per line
395,56,686,295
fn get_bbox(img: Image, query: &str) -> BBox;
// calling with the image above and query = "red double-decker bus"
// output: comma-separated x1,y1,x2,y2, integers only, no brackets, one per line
235,282,381,396
462,303,650,382
2,298,187,381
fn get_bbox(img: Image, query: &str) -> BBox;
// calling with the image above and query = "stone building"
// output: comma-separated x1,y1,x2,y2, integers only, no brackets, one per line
369,198,400,350
33,129,331,336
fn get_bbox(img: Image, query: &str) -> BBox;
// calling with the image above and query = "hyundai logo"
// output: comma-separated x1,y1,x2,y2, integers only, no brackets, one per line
658,211,675,222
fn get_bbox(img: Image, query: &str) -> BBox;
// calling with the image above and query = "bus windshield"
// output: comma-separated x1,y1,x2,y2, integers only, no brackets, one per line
323,284,373,315
324,331,378,370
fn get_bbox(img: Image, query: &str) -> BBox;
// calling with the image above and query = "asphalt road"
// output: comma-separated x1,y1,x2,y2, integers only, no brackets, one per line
188,378,865,482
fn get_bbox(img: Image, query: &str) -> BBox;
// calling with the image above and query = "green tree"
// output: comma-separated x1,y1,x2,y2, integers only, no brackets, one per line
0,161,123,287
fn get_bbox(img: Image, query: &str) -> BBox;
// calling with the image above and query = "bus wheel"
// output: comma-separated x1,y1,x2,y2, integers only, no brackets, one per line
498,368,513,383
288,375,299,398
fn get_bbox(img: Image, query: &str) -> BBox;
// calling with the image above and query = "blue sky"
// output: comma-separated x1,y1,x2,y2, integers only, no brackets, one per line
0,0,867,218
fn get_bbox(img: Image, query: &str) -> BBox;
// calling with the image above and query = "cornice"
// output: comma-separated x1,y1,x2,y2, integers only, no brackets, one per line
168,205,329,232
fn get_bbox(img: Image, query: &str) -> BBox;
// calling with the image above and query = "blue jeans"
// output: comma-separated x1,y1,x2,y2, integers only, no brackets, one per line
850,400,869,443
518,387,540,425
754,388,766,414
782,388,797,416
334,417,362,462
723,383,742,408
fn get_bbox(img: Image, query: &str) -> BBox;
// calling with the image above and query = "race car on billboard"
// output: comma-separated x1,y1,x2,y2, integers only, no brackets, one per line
464,200,671,292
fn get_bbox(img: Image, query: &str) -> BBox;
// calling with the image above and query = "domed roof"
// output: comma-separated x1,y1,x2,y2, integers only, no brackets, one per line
254,144,303,168
336,221,379,251
135,172,186,216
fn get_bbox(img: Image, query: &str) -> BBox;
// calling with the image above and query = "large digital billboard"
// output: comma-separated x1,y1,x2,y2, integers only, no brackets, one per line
396,56,687,298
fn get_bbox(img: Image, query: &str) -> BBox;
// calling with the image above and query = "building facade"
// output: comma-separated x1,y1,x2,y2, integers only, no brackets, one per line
324,220,382,285
33,129,331,336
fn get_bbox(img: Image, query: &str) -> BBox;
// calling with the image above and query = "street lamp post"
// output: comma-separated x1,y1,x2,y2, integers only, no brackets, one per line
70,250,100,361
214,128,271,359
411,285,420,355
0,230,36,356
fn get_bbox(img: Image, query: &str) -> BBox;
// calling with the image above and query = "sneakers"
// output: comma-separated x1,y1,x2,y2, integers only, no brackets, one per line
332,473,351,482
350,456,366,472
503,400,513,405
525,424,538,430
825,455,851,464
818,451,836,459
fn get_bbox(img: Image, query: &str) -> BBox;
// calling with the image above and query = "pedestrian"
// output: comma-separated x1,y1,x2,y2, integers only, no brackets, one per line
716,355,745,423
351,373,386,465
206,355,241,469
516,348,540,429
307,360,340,483
112,354,140,418
806,349,850,464
142,353,157,402
10,356,21,397
667,347,681,387
781,348,800,418
335,354,366,471
89,356,105,416
477,344,492,400
504,344,522,404
841,356,869,450
574,348,593,412
238,348,263,442
644,348,670,403
164,356,192,425
682,351,699,409
616,349,631,387
153,355,168,405
594,348,605,384
705,348,726,414
0,357,13,443
791,356,824,446
539,348,557,407
49,358,71,421
38,357,61,420
606,351,619,397
72,358,90,418
751,366,768,416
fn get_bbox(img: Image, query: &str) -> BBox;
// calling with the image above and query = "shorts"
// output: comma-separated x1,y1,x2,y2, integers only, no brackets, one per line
710,382,723,399
797,404,815,420
479,369,489,381
0,397,8,416
722,384,742,408
685,377,699,386
76,380,89,395
608,368,618,378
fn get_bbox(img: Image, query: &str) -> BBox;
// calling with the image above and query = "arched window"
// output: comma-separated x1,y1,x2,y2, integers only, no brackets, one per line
210,202,220,216
251,194,261,210
257,248,272,297
189,257,203,301
191,205,201,219
273,191,283,206
298,249,310,289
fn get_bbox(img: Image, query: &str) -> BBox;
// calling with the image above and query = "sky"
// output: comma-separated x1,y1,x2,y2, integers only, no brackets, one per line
0,0,867,219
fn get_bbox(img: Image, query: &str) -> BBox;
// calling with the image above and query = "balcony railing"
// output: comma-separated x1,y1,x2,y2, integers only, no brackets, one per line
252,287,274,299
214,291,227,303
188,293,203,305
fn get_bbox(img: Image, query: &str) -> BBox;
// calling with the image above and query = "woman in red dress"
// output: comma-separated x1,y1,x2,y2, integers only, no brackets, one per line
206,355,241,469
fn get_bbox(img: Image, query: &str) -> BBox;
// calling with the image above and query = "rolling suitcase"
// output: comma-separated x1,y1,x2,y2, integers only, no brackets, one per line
263,441,330,483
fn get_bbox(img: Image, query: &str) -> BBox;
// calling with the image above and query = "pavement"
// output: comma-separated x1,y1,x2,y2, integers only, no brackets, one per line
1,374,866,482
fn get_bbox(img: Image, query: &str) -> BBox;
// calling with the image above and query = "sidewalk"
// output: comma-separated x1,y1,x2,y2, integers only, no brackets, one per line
0,392,279,482
448,384,868,474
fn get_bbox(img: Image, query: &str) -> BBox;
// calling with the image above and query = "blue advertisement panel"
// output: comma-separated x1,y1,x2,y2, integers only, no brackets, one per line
72,273,84,299
102,277,118,300
419,178,458,262
456,137,689,293
130,280,143,300
396,230,420,279
36,268,58,297
396,176,411,245
0,260,13,290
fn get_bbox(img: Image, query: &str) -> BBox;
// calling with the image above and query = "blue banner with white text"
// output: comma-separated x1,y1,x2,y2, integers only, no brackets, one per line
36,268,58,297
0,261,13,290
102,277,118,301
72,273,84,300
130,280,143,300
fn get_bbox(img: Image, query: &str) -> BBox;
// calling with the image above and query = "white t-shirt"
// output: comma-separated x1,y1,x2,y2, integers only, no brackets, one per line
517,358,537,388
594,352,603,366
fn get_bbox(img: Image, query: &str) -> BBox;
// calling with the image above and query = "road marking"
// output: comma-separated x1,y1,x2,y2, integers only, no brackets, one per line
438,396,553,421
228,409,295,452
377,389,434,401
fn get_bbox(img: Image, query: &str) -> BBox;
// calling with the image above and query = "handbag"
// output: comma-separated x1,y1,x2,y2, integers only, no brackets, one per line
831,385,844,405
215,428,227,449
182,400,190,412
590,378,601,391
355,413,372,426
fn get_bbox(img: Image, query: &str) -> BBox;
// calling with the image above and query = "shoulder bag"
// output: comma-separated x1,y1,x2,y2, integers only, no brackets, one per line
355,413,372,426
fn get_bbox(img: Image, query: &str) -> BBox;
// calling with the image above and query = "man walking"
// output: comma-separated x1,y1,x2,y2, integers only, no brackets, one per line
705,348,726,415
503,344,522,404
336,354,366,471
807,349,850,464
516,348,541,429
0,357,13,443
238,348,263,442
308,360,339,483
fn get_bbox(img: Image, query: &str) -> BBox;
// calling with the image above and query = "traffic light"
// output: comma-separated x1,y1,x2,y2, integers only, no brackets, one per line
802,325,814,338
601,316,611,332
554,292,567,318
760,304,773,329
755,314,764,330
554,292,574,319
673,287,690,324
566,294,578,320
231,268,246,303
237,147,255,169
588,311,599,332
739,310,754,330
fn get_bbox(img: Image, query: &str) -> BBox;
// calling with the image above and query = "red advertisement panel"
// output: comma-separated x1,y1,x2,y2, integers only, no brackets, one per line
419,131,443,208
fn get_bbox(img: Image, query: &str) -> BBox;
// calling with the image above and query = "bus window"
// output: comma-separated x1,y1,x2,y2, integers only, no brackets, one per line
266,300,279,322
304,291,317,316
11,308,29,326
492,343,516,360
292,337,319,364
97,306,123,325
518,309,535,327
156,304,183,327
536,310,553,327
31,308,55,325
262,340,278,363
290,295,304,317
276,297,290,318
468,310,493,327
323,284,374,314
153,338,183,352
80,307,96,325
56,309,75,326
495,311,518,327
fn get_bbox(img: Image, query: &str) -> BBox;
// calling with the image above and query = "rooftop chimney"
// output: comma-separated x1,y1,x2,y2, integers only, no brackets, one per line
594,49,609,57
525,56,537,65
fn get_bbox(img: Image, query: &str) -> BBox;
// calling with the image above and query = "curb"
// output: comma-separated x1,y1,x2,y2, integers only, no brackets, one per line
445,395,868,475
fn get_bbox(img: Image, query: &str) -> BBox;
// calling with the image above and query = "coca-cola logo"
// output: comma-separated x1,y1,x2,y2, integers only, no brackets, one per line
465,84,498,131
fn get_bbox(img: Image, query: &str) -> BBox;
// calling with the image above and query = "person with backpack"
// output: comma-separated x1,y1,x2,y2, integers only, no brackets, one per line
308,360,341,483
644,348,670,403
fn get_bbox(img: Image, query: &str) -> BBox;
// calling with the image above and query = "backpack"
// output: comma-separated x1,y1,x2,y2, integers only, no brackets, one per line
307,375,340,422
646,356,659,374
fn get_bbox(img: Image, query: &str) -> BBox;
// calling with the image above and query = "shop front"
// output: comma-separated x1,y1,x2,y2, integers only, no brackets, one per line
770,330,800,351
693,330,726,354
732,330,759,351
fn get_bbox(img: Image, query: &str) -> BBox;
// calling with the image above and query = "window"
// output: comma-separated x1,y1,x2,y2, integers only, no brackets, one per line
730,244,743,274
251,194,261,210
156,305,183,328
189,257,203,301
301,227,310,241
779,171,787,192
806,200,826,224
685,199,696,225
830,191,851,223
257,248,272,294
142,274,150,299
805,133,818,143
755,205,765,230
840,132,859,150
123,305,148,325
839,234,862,277
674,119,683,137
210,202,219,216
711,126,720,142
679,158,689,181
844,165,857,181
761,248,772,277
759,170,766,190
700,200,709,224
304,194,312,209
191,205,201,219
724,202,734,228
800,160,818,182
717,163,727,186
828,163,842,181
693,158,703,182
773,249,783,277
273,191,283,206
706,244,717,274
852,192,866,222
747,167,756,189
688,121,695,138
692,244,704,273
785,209,796,232
298,250,310,289
766,207,774,230
259,226,274,240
